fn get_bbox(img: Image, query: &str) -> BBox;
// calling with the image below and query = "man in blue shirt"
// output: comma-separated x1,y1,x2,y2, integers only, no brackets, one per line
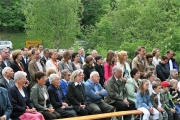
84,71,114,118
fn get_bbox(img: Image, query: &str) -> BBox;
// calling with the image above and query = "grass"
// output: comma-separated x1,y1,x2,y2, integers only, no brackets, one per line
0,32,28,49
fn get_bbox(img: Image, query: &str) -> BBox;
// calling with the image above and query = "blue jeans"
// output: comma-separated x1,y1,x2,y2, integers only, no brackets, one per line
175,104,180,114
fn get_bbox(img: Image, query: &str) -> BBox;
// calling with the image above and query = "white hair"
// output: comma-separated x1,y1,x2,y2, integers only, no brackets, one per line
14,71,27,82
91,50,97,54
49,74,59,84
90,71,99,79
2,67,12,75
170,69,178,75
112,66,122,74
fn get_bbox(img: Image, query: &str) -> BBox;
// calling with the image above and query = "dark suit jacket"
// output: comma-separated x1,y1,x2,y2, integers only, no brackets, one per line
21,56,29,76
48,84,65,109
66,82,86,112
30,83,52,112
28,59,46,88
10,61,25,73
1,59,12,69
79,56,84,65
0,87,12,119
94,63,104,86
0,77,15,90
8,86,33,119
41,56,48,64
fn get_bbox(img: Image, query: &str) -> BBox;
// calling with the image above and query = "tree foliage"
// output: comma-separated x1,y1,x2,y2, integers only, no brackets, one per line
0,0,25,32
24,0,81,49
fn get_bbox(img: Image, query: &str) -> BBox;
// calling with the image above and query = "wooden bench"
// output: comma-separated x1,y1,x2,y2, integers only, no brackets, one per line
58,110,143,120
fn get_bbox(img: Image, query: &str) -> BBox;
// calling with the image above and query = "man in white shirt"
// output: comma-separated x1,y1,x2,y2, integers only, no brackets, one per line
166,50,174,71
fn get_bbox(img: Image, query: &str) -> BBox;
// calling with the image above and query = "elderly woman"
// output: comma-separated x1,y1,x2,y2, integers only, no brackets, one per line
60,69,71,96
59,50,75,73
46,50,60,75
117,51,131,82
72,52,82,69
66,69,92,116
48,74,77,118
125,68,141,103
45,67,57,88
83,55,95,82
10,50,25,72
30,71,61,119
8,71,44,120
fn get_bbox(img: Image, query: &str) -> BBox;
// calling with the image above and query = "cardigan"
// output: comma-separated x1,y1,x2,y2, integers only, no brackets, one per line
48,84,65,109
8,86,33,119
66,82,86,112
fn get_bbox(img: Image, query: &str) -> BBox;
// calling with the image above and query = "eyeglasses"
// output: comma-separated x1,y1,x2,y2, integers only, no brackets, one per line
67,74,71,76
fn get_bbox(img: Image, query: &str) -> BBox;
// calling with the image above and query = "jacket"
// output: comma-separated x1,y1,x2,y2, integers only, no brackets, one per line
150,91,164,109
66,82,86,112
156,62,170,81
8,86,33,119
125,78,141,102
132,55,148,79
84,79,107,104
58,60,76,73
48,84,65,109
0,77,15,90
30,83,52,112
28,59,46,88
83,64,95,82
10,61,25,73
0,87,12,120
104,76,127,104
161,91,175,110
60,79,69,96
136,91,152,110
94,63,104,86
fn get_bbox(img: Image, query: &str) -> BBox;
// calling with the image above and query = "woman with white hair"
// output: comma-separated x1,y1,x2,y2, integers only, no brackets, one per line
8,71,44,120
66,69,92,116
48,74,77,118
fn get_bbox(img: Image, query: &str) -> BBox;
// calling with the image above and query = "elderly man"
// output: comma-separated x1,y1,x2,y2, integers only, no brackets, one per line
105,66,136,120
60,69,71,96
0,48,11,69
0,87,12,120
84,71,114,118
28,49,46,88
168,69,179,81
48,74,77,118
0,67,15,90
78,48,85,65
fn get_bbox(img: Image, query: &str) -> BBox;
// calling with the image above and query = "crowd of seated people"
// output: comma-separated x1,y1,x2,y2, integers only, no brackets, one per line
0,45,180,120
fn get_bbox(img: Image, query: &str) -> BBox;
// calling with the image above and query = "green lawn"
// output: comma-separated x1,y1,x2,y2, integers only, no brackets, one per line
0,32,27,49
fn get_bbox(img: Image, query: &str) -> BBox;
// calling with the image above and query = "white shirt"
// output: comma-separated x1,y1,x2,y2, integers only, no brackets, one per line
152,90,162,108
152,57,160,66
74,82,81,86
36,60,43,72
148,80,155,95
169,59,173,70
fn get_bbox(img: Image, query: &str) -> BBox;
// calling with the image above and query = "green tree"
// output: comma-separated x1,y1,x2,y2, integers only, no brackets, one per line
0,0,25,32
24,0,81,49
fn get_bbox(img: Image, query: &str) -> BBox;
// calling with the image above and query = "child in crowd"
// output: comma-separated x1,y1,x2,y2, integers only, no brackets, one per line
161,81,180,120
169,79,180,114
150,83,168,120
155,78,161,85
136,79,159,120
